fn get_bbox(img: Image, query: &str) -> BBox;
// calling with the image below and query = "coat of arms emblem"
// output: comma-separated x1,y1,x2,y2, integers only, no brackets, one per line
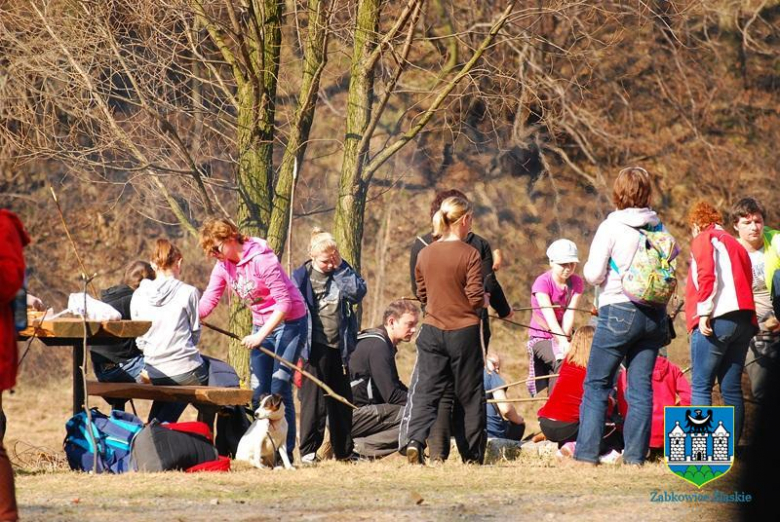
664,406,734,488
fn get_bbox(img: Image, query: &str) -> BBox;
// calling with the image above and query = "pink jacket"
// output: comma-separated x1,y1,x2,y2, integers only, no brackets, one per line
199,238,306,326
617,356,691,448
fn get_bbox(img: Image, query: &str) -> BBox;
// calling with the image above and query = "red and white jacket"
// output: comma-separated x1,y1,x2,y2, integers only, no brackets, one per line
685,224,756,332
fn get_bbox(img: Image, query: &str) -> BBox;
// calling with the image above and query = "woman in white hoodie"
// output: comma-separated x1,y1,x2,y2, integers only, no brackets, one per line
574,167,674,466
131,239,207,422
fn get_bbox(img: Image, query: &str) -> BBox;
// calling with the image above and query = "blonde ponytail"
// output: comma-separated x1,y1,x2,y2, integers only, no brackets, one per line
431,196,472,238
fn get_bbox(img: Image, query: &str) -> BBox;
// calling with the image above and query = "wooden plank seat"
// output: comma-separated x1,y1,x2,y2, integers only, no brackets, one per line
86,380,252,407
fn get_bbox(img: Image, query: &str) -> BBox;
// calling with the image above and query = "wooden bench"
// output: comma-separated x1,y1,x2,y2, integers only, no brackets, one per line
86,381,252,407
86,381,253,433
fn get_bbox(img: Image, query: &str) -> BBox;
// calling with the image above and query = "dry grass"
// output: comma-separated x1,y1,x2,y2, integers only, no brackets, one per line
4,372,739,521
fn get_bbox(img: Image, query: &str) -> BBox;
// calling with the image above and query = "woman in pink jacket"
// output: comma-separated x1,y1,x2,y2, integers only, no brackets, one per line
199,218,307,455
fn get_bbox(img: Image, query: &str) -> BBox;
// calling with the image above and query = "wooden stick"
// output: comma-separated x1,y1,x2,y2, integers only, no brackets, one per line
488,315,570,338
486,373,560,394
202,321,358,410
487,397,547,404
49,185,98,296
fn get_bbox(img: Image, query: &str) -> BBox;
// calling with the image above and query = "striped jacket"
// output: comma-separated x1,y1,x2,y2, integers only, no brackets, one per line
685,224,756,332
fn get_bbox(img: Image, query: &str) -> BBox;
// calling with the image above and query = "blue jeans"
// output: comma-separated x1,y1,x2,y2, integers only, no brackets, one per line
92,354,145,412
250,316,306,455
148,362,209,423
690,311,755,445
575,302,666,464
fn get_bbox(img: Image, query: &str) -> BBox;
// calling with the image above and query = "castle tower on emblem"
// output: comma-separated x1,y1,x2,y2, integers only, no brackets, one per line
712,421,730,463
690,432,709,462
668,421,687,462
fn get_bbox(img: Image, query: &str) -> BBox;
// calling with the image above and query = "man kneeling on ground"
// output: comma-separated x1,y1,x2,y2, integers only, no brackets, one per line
349,300,419,457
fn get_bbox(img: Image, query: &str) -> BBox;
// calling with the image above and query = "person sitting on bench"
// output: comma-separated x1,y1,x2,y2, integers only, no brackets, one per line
349,300,419,458
91,260,155,412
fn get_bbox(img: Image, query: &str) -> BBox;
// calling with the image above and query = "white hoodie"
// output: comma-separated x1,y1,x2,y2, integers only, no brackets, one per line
130,275,203,377
583,208,662,308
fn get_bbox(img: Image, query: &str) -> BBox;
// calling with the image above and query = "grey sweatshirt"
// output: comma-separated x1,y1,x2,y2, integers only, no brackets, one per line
130,275,203,377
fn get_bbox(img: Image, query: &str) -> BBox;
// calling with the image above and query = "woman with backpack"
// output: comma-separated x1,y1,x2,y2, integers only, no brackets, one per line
574,167,677,466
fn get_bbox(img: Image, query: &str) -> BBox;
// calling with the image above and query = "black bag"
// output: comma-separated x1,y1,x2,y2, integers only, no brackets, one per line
131,420,218,472
215,406,252,458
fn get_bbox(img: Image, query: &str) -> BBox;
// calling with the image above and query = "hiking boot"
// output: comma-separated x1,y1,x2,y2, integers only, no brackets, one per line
406,440,425,465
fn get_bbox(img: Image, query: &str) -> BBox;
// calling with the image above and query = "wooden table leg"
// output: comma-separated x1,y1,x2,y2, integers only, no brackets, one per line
72,341,85,414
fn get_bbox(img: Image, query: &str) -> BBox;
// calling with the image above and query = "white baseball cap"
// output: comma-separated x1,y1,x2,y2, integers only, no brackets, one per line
546,239,579,264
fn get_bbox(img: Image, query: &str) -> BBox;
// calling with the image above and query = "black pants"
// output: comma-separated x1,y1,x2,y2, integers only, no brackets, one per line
532,340,563,394
539,417,579,444
298,343,353,460
352,403,403,457
400,324,486,464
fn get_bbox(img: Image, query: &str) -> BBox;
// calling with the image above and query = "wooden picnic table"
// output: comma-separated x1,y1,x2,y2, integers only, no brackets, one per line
18,317,151,414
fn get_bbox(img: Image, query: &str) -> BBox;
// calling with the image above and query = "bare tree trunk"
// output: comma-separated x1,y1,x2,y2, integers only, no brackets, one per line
333,0,381,273
267,0,332,255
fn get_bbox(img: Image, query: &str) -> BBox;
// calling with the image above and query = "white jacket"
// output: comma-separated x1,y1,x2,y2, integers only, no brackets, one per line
130,275,203,377
583,208,662,308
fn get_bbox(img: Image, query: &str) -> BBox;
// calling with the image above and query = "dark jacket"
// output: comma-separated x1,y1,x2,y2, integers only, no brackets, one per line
292,260,367,364
90,284,144,364
410,231,511,318
349,327,408,407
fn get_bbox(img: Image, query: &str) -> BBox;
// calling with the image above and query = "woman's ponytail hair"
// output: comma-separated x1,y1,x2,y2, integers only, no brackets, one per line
309,227,338,256
151,239,182,271
432,196,472,238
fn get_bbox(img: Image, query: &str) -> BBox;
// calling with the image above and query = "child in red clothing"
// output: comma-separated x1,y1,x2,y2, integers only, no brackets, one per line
537,326,621,458
617,354,691,449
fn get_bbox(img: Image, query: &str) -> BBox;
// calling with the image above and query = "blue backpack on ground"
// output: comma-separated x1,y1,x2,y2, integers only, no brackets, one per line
64,408,144,473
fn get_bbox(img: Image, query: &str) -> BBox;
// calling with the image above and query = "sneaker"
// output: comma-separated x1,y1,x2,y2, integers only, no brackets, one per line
598,449,622,465
406,440,425,465
300,452,319,466
559,442,576,458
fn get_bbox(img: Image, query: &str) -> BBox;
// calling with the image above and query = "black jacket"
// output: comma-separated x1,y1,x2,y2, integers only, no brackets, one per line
90,284,143,364
409,231,511,318
349,327,407,407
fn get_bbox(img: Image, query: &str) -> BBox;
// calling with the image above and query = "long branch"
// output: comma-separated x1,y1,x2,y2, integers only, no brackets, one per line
202,321,357,409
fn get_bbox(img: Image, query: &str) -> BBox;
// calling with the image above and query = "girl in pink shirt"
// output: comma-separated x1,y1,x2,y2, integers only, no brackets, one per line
527,239,584,396
198,218,307,455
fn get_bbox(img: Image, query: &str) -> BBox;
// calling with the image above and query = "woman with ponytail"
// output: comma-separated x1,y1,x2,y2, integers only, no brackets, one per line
400,196,487,465
130,239,208,423
292,228,367,463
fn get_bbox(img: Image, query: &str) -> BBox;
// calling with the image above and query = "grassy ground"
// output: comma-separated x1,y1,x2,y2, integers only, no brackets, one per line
4,375,739,521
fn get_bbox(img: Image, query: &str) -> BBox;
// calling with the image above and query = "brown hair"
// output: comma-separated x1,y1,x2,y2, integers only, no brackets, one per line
309,227,338,256
729,197,766,224
429,189,468,219
151,239,183,271
612,166,652,210
432,196,472,238
565,325,595,368
687,200,722,230
123,260,155,289
199,217,246,255
382,299,420,325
